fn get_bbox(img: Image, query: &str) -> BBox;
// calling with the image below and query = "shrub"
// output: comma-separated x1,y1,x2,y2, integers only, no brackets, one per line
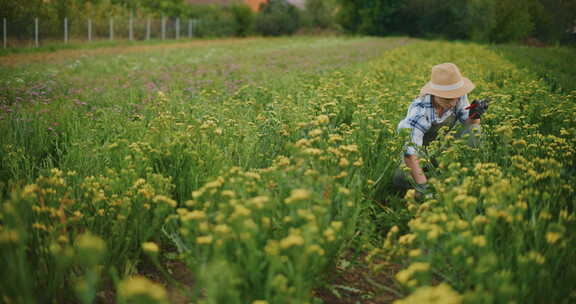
255,0,301,36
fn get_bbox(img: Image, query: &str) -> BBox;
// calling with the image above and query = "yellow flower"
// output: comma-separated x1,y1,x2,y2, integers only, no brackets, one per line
221,190,236,198
76,233,105,253
527,251,546,265
214,224,231,235
181,210,206,221
306,244,325,256
196,235,213,245
232,205,251,218
328,134,343,143
395,269,412,284
395,262,430,285
340,144,358,153
22,184,39,199
545,232,561,244
265,240,280,255
153,195,177,208
339,158,350,167
338,187,350,195
316,114,330,125
472,236,487,247
250,196,269,209
142,242,159,254
204,177,224,189
118,276,168,304
427,227,441,241
303,148,323,155
331,221,343,230
394,283,462,304
323,228,335,242
243,172,261,180
0,230,19,243
285,189,311,204
308,129,323,137
261,217,271,227
399,233,416,245
280,234,304,249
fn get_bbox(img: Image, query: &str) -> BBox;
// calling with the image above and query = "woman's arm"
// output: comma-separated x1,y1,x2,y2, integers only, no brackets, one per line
404,154,427,185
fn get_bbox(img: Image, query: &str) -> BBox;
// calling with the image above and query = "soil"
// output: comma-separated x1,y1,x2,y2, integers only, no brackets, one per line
314,254,402,304
0,38,262,67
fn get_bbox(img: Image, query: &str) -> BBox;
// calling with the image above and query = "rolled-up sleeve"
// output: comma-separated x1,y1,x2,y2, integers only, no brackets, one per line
398,102,431,156
456,95,471,123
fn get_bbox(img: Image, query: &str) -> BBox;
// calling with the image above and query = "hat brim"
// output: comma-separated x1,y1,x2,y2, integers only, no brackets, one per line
419,77,475,99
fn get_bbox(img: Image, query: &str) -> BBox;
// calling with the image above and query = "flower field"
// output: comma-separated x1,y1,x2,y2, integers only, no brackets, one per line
1,37,575,304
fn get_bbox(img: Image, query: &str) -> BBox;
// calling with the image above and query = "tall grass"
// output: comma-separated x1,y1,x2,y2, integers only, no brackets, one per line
1,37,574,303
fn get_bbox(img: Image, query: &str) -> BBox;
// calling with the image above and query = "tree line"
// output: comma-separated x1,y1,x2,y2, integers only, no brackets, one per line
336,0,576,44
1,0,574,44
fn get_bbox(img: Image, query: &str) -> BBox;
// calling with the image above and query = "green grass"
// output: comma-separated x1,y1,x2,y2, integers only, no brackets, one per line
0,37,217,57
490,44,576,93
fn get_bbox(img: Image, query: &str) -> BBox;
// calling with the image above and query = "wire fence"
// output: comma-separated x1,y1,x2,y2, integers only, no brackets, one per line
2,16,201,48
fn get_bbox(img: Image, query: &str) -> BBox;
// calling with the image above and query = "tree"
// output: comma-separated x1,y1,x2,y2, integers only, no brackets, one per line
465,0,498,42
336,0,405,36
305,0,336,29
255,0,300,36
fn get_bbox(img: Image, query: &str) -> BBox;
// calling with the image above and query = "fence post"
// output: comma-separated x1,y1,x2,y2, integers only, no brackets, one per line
88,19,92,42
129,13,133,41
35,17,39,47
176,18,180,40
188,18,192,39
3,18,6,48
146,17,151,40
109,17,114,41
161,15,166,40
64,17,68,44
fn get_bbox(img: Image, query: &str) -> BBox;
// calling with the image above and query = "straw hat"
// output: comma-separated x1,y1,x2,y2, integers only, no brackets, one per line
419,63,475,99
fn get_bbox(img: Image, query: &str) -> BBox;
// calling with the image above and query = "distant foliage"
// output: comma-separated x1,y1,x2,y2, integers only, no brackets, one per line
2,0,574,44
230,4,255,37
303,0,337,29
0,0,254,39
255,0,301,36
189,4,254,38
337,0,576,44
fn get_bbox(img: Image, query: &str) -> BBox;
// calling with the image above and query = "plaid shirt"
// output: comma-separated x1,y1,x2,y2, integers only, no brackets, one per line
397,94,471,156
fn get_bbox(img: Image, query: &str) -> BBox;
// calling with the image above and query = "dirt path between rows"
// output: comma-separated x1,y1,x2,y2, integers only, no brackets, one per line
0,38,263,67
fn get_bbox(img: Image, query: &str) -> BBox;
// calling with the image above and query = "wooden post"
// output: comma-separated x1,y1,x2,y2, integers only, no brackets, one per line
109,17,114,41
88,19,92,41
35,17,39,47
188,18,192,39
129,13,133,41
176,18,180,40
146,17,151,40
64,17,68,44
161,15,166,40
3,18,6,48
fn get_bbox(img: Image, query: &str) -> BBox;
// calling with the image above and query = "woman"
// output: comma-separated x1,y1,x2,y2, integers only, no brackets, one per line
394,62,487,197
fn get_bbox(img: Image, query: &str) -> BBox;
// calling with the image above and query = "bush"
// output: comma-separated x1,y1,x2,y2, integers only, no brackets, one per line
255,0,301,36
186,4,254,38
304,0,337,29
230,4,255,37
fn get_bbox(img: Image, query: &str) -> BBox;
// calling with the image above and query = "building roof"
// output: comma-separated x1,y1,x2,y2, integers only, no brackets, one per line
185,0,305,11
